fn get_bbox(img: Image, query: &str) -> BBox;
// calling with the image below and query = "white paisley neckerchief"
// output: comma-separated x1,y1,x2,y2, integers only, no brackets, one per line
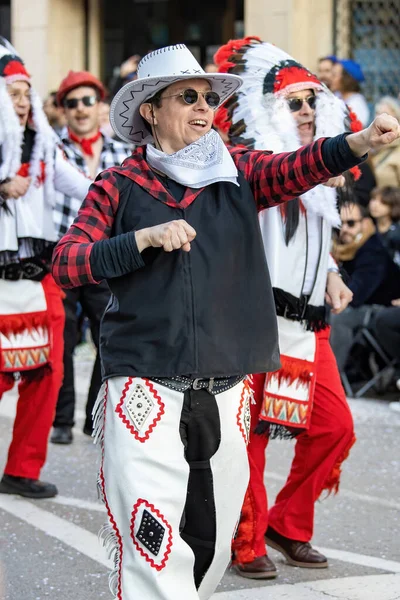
146,129,239,188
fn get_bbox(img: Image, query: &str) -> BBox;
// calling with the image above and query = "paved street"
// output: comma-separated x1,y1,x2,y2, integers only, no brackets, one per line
1,354,400,600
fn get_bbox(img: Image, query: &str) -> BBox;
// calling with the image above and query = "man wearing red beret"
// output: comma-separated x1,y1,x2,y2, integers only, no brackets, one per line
51,71,132,444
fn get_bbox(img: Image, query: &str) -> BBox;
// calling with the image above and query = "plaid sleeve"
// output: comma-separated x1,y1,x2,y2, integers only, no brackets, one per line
230,139,333,210
52,170,119,288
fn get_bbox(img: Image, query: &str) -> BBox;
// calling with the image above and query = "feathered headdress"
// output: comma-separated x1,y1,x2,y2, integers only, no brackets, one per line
214,38,361,231
0,37,54,194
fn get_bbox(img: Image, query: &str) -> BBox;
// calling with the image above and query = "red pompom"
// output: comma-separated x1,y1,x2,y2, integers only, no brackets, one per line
349,165,362,181
349,110,363,133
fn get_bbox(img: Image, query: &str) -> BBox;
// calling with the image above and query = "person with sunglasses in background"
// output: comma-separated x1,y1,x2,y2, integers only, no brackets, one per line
330,202,400,374
50,71,132,445
213,37,362,579
52,44,399,600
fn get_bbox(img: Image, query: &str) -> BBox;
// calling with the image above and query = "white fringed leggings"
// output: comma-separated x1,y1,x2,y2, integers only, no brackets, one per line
94,376,251,600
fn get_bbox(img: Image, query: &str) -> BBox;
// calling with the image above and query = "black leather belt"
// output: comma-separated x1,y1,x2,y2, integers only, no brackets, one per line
151,374,244,394
276,294,310,320
0,258,48,282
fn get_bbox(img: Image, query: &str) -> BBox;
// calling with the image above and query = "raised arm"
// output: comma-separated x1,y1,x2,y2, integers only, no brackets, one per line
52,170,143,288
230,136,359,210
231,114,400,210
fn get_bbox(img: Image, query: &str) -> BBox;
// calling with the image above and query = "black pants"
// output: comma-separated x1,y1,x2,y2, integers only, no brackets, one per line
179,388,220,589
374,306,400,361
330,305,381,371
53,281,110,429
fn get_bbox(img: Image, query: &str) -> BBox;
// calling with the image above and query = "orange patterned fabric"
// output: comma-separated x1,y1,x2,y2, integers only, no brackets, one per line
259,354,317,431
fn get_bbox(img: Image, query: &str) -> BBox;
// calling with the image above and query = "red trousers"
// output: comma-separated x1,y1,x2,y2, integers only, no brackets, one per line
0,275,65,479
233,328,355,564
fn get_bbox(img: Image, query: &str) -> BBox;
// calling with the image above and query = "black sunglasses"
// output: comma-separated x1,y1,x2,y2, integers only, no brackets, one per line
287,95,317,113
64,95,97,109
160,88,220,108
342,218,362,227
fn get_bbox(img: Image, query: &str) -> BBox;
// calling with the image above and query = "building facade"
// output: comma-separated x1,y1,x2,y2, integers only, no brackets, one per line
334,0,400,105
3,0,400,105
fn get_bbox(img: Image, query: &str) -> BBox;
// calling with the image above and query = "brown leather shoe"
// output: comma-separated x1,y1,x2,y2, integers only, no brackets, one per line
234,555,278,579
265,526,328,568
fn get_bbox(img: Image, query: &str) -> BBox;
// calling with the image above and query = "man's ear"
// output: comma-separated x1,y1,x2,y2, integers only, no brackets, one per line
140,102,157,125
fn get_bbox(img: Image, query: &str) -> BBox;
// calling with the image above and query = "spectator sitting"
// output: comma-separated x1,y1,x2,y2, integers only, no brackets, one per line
371,96,400,187
369,186,400,266
317,55,337,89
43,91,67,137
331,59,370,127
330,202,400,373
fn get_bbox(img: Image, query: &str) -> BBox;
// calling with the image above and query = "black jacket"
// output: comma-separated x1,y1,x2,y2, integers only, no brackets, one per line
379,221,400,267
96,173,281,379
53,136,364,380
344,233,400,307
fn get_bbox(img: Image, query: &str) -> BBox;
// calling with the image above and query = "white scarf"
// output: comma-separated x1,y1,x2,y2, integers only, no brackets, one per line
146,129,239,188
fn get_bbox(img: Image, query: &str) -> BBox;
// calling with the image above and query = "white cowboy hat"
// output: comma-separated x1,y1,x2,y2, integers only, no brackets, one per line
110,44,243,145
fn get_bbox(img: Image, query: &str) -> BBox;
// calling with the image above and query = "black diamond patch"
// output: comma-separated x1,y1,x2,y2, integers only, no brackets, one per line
137,509,165,556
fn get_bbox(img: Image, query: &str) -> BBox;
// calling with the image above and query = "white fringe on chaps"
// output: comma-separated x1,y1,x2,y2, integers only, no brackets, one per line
93,376,251,600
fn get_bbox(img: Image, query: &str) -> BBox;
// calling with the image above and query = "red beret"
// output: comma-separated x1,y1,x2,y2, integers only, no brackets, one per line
56,70,106,106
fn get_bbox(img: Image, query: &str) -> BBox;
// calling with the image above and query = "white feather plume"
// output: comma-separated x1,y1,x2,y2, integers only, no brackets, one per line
230,41,349,227
0,78,23,181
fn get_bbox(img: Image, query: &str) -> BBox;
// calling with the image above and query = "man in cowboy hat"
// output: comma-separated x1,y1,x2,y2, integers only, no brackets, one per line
50,71,131,445
52,43,400,600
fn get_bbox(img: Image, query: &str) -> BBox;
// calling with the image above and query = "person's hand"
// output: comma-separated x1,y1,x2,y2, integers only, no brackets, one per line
135,220,197,253
365,114,400,149
347,113,400,157
392,298,400,307
325,271,353,314
120,56,140,79
323,175,345,188
0,175,31,199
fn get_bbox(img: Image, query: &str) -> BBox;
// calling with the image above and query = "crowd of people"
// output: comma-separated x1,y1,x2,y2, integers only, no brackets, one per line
316,53,400,409
0,32,400,600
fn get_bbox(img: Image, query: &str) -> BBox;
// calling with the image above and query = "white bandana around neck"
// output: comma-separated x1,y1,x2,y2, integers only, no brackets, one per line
146,129,239,188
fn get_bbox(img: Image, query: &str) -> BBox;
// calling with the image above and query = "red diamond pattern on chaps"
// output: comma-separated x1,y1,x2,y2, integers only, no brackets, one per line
130,498,173,571
115,377,165,442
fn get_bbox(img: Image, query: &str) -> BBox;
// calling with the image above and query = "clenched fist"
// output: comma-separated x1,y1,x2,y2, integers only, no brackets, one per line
135,219,197,253
0,175,31,199
347,113,400,157
323,175,345,188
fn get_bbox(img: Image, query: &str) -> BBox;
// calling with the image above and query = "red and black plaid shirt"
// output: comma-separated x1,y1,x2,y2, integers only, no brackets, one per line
52,139,333,288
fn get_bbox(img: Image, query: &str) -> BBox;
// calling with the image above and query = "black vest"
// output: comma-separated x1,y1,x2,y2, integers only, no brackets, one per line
99,173,281,379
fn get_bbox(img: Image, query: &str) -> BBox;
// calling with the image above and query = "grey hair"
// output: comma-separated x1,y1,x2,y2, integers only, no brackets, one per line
375,96,400,122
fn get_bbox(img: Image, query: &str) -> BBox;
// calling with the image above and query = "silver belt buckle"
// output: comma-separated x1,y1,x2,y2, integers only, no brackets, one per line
192,378,202,390
192,377,215,392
